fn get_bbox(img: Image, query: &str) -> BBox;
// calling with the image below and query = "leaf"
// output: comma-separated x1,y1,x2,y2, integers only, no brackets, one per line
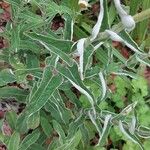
66,130,82,149
136,55,150,67
28,143,45,150
26,53,40,69
101,0,110,30
108,2,117,25
25,32,73,53
106,30,144,55
19,40,42,54
26,66,63,117
119,121,144,150
10,25,20,52
16,113,28,134
8,131,20,150
39,41,73,67
0,69,16,86
40,116,53,137
61,0,79,13
46,1,73,16
6,111,17,130
112,102,137,121
56,64,95,109
15,68,42,79
27,111,40,129
76,38,86,80
56,130,82,150
5,0,21,6
63,89,82,108
113,0,135,31
0,87,29,102
137,126,150,138
79,124,89,147
74,25,88,39
52,120,66,144
99,72,107,100
45,92,72,124
19,129,40,150
129,116,137,135
63,13,74,40
112,71,138,79
138,0,150,41
67,112,84,139
19,10,43,23
91,0,104,41
88,110,102,140
98,114,112,146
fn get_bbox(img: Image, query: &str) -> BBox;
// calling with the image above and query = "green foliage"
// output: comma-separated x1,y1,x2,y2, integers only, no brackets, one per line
0,0,150,150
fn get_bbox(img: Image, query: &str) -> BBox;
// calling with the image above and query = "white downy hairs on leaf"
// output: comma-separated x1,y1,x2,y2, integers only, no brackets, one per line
105,30,123,42
119,121,144,150
91,0,104,41
98,114,112,145
9,69,14,75
88,110,101,135
99,72,107,100
136,56,150,67
121,101,137,115
68,78,96,116
112,71,137,79
137,126,150,139
119,120,138,144
77,38,86,80
121,15,135,32
129,116,136,135
105,30,144,55
94,42,104,51
113,0,135,31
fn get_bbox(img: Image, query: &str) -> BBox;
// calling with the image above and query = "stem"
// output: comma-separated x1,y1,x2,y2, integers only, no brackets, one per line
93,8,150,43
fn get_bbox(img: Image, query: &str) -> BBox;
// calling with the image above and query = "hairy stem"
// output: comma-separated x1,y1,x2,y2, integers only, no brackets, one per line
93,8,150,43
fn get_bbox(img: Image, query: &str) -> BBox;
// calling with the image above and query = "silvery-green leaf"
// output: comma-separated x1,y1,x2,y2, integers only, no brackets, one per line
88,110,102,139
40,116,53,137
113,0,135,31
25,32,73,53
19,129,40,150
112,102,137,121
27,112,40,129
45,93,72,124
119,121,144,150
63,13,74,40
8,131,20,150
52,120,66,144
99,72,107,100
137,126,150,139
76,38,86,80
0,87,29,102
67,112,84,139
26,66,63,117
39,41,73,66
106,30,144,55
56,64,95,109
113,0,127,15
0,69,16,86
129,116,137,135
136,55,150,67
112,71,138,79
99,114,112,146
91,0,104,41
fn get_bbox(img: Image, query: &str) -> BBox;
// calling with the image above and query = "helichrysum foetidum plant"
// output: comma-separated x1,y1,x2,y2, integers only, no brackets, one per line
0,0,150,149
